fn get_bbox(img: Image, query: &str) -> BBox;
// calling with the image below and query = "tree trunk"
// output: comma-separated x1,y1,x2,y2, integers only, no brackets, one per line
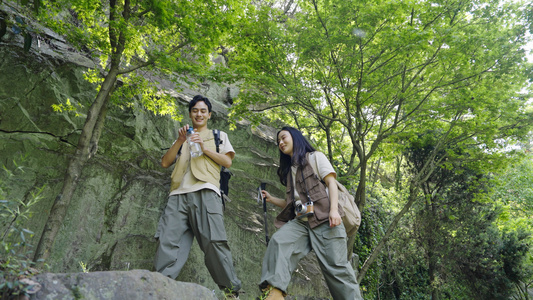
355,159,367,211
428,238,439,300
33,69,118,264
428,202,440,300
357,183,419,282
348,157,367,260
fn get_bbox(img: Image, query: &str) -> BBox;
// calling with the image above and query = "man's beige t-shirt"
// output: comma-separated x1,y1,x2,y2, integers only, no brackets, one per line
170,130,234,197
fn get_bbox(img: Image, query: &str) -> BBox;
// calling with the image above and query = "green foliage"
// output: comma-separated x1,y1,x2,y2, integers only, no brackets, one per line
349,130,533,299
51,98,81,116
0,160,45,299
354,196,387,296
494,152,533,220
493,151,533,299
370,132,533,299
79,261,89,273
227,0,533,186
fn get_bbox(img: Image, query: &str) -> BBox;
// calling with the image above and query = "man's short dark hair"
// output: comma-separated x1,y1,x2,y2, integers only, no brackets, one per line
189,95,212,113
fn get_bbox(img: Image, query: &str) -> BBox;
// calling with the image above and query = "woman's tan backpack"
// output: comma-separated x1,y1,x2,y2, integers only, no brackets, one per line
335,181,361,237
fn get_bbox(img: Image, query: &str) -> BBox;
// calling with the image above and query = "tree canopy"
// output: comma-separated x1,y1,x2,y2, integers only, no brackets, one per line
227,0,532,208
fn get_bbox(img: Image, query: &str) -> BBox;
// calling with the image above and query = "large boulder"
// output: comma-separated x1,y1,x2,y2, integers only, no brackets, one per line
30,270,217,300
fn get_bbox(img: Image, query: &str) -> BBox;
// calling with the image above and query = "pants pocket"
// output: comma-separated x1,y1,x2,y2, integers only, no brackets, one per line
321,225,347,264
205,196,228,242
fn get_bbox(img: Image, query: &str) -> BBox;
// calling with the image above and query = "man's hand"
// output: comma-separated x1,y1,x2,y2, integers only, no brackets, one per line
161,124,190,168
176,124,190,145
186,128,203,150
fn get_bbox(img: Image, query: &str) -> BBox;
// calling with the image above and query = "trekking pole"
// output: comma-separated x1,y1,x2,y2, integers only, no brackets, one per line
257,183,270,246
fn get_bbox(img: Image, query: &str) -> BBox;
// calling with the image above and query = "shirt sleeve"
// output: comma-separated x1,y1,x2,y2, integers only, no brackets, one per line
220,131,235,155
312,151,336,180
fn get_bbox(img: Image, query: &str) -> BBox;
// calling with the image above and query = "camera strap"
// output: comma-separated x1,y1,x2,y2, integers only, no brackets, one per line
298,167,313,204
290,171,295,203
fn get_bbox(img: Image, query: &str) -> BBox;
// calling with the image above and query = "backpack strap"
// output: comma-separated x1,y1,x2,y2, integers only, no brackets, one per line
213,129,221,153
213,129,230,209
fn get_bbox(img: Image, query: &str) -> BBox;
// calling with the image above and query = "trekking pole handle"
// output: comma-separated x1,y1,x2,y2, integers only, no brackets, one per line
260,182,269,245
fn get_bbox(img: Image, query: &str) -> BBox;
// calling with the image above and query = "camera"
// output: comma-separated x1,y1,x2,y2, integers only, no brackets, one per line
294,200,314,219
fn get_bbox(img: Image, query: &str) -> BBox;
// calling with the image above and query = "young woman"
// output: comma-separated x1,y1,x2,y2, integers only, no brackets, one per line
259,127,363,300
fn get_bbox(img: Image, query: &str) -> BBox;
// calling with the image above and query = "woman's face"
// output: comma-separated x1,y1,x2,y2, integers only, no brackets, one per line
277,130,294,157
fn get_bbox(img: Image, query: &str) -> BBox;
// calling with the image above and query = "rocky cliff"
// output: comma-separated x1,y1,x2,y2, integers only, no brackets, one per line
0,10,334,300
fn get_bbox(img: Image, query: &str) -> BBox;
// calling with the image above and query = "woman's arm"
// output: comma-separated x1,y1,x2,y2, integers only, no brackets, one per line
323,173,342,227
261,190,287,208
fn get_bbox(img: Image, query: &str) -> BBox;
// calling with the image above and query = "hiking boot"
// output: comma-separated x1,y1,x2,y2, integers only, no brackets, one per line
223,288,240,299
224,292,239,299
262,285,285,300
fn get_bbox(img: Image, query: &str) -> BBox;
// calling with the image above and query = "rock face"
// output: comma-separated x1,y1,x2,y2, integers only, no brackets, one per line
30,270,217,300
0,8,333,300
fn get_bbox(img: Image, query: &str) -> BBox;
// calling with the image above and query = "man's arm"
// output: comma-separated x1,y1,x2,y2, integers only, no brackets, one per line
202,148,234,168
161,125,189,168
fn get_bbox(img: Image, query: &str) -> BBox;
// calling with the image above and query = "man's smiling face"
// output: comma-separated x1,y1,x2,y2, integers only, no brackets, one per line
189,101,211,129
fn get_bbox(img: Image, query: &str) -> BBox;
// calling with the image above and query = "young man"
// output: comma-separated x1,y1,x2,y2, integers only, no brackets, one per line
154,95,241,297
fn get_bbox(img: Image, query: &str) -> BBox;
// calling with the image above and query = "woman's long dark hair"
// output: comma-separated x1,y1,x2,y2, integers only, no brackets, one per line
277,127,316,186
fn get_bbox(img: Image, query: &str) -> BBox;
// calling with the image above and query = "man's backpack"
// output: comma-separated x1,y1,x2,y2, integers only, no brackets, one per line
212,129,233,201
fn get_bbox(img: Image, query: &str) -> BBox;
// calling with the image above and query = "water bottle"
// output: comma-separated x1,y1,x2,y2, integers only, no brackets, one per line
187,127,203,157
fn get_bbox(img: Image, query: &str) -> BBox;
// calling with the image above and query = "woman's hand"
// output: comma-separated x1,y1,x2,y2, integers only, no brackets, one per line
261,190,272,202
261,190,287,208
323,173,341,227
329,210,342,227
